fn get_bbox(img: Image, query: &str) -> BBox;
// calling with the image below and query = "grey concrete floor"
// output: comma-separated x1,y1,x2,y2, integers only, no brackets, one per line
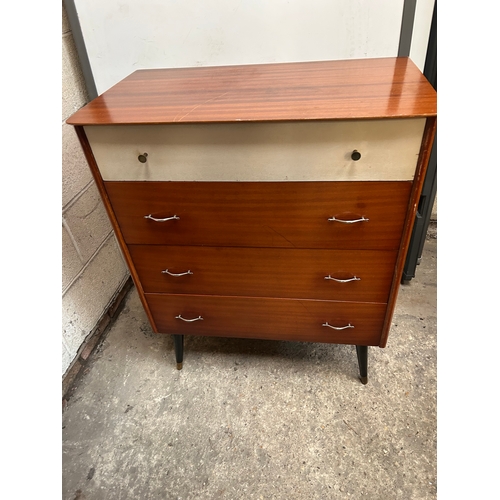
62,237,437,500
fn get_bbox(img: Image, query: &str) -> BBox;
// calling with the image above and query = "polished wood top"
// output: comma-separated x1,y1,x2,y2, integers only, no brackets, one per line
67,57,436,125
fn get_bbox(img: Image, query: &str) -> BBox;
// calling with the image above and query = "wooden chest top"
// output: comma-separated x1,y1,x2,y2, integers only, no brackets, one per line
66,57,436,126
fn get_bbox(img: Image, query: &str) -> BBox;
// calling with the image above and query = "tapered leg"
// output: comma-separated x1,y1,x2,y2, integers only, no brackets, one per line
174,334,184,370
356,345,368,384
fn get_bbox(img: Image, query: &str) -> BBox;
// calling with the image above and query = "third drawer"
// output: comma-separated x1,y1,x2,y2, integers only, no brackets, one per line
129,245,397,303
145,293,387,346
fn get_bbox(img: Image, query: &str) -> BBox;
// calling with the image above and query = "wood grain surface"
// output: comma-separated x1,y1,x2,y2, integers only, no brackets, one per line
67,58,436,125
128,245,398,303
105,181,412,250
145,293,386,345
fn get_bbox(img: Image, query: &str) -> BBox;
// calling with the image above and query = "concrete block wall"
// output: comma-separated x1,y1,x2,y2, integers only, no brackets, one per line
62,4,129,376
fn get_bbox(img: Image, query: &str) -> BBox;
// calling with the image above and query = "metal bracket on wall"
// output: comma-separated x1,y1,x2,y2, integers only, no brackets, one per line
401,0,437,283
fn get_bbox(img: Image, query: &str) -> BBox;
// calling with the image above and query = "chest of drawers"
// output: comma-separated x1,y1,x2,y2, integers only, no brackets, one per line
67,58,436,383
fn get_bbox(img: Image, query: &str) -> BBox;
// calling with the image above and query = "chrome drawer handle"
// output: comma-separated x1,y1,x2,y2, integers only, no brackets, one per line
162,269,193,277
327,216,369,224
324,275,360,283
322,322,354,330
175,315,203,322
144,214,180,222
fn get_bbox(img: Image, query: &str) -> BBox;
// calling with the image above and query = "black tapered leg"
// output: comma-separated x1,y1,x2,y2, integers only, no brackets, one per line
356,345,368,384
174,335,184,370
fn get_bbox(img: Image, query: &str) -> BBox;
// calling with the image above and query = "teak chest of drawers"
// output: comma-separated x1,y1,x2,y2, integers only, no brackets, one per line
67,57,437,383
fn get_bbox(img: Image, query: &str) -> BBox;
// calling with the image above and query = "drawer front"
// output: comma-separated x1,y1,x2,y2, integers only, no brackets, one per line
129,245,397,303
146,294,386,345
85,119,425,182
106,181,412,250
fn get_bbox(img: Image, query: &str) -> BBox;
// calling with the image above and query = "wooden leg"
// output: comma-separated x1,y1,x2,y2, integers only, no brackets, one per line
356,345,368,384
174,335,184,370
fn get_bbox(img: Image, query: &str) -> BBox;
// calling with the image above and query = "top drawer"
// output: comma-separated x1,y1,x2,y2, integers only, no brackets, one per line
104,181,411,250
85,118,426,182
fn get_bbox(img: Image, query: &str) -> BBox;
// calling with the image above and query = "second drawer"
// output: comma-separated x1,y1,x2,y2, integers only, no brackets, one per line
129,245,397,303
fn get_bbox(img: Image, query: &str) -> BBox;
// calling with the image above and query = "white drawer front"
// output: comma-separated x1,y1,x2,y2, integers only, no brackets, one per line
85,118,425,182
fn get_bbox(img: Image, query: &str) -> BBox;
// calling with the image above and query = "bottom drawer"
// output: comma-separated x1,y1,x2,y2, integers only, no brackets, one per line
145,294,386,346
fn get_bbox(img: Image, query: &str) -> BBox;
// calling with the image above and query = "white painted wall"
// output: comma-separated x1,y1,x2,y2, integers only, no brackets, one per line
410,0,435,71
74,0,406,95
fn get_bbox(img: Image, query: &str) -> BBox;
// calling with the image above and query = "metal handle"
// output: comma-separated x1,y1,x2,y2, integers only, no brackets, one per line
324,275,360,283
322,322,354,330
175,315,203,322
138,153,148,163
144,214,180,222
327,216,369,224
162,269,193,277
